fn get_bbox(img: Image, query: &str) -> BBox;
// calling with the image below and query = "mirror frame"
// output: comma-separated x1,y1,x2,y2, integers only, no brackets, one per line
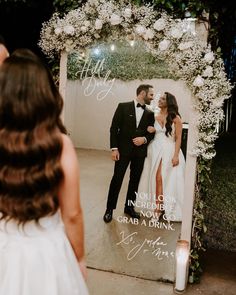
39,0,233,283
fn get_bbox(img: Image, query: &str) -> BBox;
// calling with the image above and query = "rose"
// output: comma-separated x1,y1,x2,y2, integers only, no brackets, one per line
124,8,132,18
54,27,62,35
63,25,75,35
193,75,205,87
170,27,183,39
110,14,122,25
143,29,154,40
158,39,170,51
178,41,193,50
153,18,165,31
204,52,215,63
135,25,146,36
95,19,103,30
202,66,213,77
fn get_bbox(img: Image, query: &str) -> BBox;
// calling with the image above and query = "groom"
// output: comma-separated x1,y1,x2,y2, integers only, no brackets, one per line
103,84,155,223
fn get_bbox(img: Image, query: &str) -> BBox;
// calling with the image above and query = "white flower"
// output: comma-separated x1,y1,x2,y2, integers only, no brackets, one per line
135,25,146,36
63,25,75,35
110,14,122,25
124,8,132,18
158,39,170,51
202,66,213,77
65,39,74,52
81,26,88,32
95,19,103,30
178,41,193,50
170,27,183,39
153,18,165,31
143,29,154,40
84,20,91,27
193,75,205,87
54,27,62,35
204,52,215,63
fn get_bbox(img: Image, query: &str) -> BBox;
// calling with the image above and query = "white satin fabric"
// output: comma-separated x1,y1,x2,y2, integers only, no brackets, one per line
0,211,89,295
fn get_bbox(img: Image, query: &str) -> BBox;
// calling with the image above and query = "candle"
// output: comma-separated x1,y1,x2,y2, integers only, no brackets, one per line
174,240,189,293
175,255,188,291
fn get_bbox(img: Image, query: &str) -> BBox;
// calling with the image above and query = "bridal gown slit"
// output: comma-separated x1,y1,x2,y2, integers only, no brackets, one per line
137,119,185,221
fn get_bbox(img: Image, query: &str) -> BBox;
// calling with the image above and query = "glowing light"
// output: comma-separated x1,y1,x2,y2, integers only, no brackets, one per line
110,44,115,51
93,48,101,55
130,40,135,47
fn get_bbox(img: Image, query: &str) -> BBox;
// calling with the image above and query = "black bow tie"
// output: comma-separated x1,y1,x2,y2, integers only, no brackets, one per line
137,103,146,110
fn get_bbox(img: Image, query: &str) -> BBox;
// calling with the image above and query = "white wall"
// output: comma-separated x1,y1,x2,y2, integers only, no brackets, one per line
64,78,192,150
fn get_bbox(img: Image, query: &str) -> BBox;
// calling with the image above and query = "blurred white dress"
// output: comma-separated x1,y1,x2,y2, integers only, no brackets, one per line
137,119,185,221
0,211,89,295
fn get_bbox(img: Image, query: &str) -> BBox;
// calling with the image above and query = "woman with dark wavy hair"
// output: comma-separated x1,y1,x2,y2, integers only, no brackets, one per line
0,49,89,295
137,92,185,222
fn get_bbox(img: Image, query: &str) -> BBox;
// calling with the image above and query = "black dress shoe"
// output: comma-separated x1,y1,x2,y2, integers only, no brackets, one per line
103,209,113,223
124,207,140,219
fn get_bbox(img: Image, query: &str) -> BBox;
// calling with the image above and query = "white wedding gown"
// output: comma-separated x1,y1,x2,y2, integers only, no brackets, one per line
137,119,185,221
0,211,89,295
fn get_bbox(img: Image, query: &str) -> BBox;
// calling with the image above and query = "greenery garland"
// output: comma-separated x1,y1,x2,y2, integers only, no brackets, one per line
40,0,233,283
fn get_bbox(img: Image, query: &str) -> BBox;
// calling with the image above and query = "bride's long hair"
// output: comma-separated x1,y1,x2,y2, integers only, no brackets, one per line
0,49,64,224
165,92,181,137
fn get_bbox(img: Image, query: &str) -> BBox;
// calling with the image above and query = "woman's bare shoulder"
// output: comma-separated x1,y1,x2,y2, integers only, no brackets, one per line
173,115,182,123
60,134,77,169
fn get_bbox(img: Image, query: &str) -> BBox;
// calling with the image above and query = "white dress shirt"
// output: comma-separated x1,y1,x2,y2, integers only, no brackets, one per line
134,100,145,128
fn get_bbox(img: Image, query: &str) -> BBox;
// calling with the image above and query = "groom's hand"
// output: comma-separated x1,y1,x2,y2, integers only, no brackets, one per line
111,149,120,161
132,137,146,146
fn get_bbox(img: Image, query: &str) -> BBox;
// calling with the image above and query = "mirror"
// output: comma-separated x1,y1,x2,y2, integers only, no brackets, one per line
60,40,196,282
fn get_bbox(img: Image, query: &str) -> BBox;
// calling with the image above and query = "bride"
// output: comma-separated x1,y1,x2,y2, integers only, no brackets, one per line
136,92,185,222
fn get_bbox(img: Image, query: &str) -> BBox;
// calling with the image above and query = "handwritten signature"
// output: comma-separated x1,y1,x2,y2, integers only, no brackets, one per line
116,231,174,261
78,58,115,101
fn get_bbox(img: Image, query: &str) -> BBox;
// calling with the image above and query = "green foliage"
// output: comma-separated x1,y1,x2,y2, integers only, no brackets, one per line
52,0,84,15
204,134,236,252
188,156,212,283
67,41,173,81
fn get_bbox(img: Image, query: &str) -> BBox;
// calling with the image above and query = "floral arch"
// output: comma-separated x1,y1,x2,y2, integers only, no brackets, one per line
39,0,233,282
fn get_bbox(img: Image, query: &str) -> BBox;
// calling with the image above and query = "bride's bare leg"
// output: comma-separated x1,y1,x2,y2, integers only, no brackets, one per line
155,160,163,219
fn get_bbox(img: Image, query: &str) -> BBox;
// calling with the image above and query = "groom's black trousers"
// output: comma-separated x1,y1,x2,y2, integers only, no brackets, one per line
106,154,145,210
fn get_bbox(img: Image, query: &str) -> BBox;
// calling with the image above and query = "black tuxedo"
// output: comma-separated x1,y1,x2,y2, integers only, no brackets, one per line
106,101,155,210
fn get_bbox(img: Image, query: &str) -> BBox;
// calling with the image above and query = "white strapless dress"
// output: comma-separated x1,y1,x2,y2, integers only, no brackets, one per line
0,211,89,295
136,120,185,221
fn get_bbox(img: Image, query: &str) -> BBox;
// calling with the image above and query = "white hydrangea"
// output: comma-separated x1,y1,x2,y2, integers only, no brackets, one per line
158,39,170,51
143,29,154,40
193,75,204,87
170,27,183,39
204,51,215,63
202,66,213,77
153,18,166,31
110,14,122,25
95,19,103,30
63,25,75,35
54,27,62,35
124,8,132,18
135,25,146,36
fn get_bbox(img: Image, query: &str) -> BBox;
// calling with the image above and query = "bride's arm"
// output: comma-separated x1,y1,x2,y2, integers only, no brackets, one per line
172,116,183,166
58,134,87,278
147,126,156,133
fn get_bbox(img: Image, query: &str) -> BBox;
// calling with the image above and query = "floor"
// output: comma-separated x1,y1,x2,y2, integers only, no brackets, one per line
77,148,236,295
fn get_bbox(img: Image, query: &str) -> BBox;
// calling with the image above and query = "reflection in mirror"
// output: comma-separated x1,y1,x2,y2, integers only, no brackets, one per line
63,41,192,282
